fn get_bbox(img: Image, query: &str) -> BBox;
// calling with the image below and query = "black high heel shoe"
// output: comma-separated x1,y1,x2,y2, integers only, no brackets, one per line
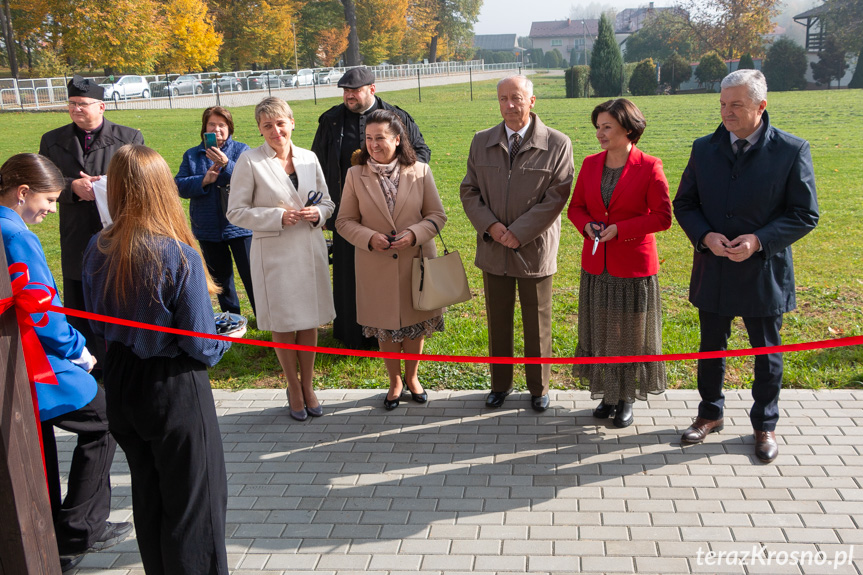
383,380,404,410
613,400,634,428
403,374,428,404
593,400,616,419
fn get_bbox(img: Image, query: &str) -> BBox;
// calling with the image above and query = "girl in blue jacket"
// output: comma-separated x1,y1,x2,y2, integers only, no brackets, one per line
0,153,128,566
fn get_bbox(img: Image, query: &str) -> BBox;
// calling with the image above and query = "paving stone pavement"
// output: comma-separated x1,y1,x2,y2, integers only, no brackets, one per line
58,388,863,574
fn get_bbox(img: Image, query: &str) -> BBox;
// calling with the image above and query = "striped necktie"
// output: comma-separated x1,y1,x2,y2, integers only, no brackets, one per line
510,133,521,166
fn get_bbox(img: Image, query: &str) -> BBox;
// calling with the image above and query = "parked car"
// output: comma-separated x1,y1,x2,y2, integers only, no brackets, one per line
293,69,315,87
100,75,151,100
315,69,342,84
244,73,282,90
279,72,296,87
162,75,204,96
203,75,243,93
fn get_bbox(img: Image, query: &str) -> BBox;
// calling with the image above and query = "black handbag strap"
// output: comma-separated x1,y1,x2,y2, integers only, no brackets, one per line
425,219,449,254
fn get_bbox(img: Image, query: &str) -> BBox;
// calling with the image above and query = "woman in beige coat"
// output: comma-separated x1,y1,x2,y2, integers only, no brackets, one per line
336,109,447,410
227,97,335,421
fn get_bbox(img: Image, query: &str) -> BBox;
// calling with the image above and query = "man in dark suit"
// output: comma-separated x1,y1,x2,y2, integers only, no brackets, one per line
39,75,145,372
673,69,819,463
312,67,430,349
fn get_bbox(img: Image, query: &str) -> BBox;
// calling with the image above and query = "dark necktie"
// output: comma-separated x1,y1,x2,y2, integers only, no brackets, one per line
84,131,94,153
510,133,521,166
734,139,747,160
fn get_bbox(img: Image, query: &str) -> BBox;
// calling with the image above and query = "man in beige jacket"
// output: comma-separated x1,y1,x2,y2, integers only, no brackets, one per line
460,75,574,412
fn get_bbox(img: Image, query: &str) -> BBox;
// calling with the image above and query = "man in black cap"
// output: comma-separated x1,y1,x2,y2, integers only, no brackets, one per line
39,76,144,370
37,74,138,570
312,66,430,349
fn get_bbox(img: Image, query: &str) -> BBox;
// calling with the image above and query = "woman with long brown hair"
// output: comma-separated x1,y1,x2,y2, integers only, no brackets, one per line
82,144,243,574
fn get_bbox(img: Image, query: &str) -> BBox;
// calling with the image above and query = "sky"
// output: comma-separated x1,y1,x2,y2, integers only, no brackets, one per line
473,0,672,37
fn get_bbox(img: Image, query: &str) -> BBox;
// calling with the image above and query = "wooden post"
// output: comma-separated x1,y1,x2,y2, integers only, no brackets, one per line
0,232,61,574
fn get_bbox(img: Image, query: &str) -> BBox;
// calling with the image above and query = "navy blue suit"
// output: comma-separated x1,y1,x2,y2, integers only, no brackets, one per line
1,205,115,554
673,111,819,431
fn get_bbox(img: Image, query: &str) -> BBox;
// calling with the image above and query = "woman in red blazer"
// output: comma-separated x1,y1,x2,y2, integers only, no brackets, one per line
567,99,672,427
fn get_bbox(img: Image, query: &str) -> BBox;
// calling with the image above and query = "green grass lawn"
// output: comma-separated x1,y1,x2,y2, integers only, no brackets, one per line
2,76,861,392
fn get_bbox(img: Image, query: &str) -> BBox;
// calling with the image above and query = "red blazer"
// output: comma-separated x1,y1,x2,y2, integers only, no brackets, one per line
567,146,671,278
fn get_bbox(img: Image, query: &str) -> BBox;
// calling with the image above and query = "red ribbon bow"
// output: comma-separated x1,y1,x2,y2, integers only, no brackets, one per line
1,262,60,387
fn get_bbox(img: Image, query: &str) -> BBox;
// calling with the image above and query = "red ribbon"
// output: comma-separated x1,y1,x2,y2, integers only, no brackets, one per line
53,304,863,364
1,262,62,483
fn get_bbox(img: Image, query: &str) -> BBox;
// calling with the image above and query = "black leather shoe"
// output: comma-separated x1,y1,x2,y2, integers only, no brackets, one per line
531,394,549,412
404,375,428,404
754,430,779,463
90,521,133,551
486,389,512,408
613,401,633,428
384,382,404,410
681,417,724,444
593,400,616,419
60,554,84,572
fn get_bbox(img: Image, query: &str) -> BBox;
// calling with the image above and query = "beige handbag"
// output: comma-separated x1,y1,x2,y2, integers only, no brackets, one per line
411,221,472,311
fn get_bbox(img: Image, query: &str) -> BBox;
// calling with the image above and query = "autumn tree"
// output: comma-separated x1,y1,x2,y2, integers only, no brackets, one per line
680,0,779,60
356,0,408,65
63,0,167,73
160,0,221,72
590,13,623,96
340,0,361,65
399,0,436,63
623,10,696,63
426,0,482,63
297,0,349,67
695,51,728,91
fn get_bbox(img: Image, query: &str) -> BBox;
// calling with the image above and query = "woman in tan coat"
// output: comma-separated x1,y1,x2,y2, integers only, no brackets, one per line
227,98,335,421
336,109,447,410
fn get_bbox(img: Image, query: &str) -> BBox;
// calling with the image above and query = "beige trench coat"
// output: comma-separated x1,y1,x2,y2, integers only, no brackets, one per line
335,162,447,331
227,142,336,332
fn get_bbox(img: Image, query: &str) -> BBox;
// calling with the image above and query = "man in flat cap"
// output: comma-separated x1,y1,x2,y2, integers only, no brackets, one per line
312,66,430,349
36,74,138,569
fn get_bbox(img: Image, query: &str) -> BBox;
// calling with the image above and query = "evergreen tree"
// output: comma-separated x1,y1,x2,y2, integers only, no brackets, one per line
763,37,807,91
810,36,849,88
590,13,624,97
738,53,755,70
660,51,692,93
629,58,658,96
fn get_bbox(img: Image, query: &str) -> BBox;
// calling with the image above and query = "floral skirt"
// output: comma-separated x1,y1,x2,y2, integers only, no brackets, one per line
573,269,666,403
362,315,444,343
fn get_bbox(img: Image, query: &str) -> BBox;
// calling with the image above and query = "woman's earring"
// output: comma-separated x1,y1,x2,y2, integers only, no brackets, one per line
18,198,24,206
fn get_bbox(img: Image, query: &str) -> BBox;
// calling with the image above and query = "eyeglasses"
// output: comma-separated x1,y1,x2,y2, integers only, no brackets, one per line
67,101,100,110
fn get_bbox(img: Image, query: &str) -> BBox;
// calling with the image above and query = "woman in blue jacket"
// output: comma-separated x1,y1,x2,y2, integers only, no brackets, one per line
175,105,256,315
0,153,129,567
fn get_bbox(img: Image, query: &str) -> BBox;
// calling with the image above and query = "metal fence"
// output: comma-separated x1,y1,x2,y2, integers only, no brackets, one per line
0,60,530,111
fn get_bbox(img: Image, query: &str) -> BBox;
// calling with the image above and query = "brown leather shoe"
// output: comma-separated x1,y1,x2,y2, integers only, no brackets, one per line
754,430,779,463
680,417,724,444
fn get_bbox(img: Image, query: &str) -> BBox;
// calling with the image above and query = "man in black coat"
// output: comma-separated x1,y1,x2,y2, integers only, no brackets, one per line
39,75,145,371
673,69,819,463
312,67,430,349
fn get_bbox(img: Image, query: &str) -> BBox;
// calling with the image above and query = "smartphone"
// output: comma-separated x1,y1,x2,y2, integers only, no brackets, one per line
204,132,217,149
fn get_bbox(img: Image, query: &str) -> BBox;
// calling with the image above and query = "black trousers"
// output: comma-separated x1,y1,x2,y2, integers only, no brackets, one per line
331,230,376,349
697,310,784,431
104,343,228,575
41,388,115,555
198,237,256,316
63,277,106,371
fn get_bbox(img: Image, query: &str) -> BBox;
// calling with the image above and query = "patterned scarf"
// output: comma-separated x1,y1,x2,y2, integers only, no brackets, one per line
367,158,401,216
